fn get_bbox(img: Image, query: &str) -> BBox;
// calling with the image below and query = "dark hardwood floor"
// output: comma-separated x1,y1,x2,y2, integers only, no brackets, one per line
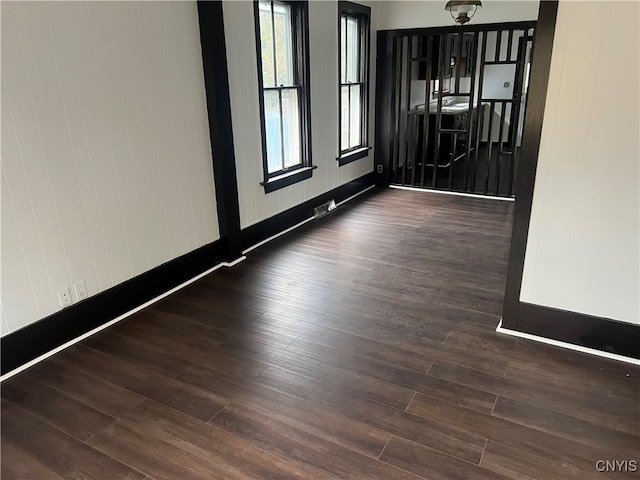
2,188,639,480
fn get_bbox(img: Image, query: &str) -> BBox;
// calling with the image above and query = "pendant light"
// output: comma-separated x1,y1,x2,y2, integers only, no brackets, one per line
445,1,482,25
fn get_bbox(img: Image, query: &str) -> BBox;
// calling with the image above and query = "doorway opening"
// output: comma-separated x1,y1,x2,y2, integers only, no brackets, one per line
377,23,536,198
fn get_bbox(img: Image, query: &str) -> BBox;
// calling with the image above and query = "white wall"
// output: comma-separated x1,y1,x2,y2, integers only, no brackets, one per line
1,1,219,336
520,1,639,325
376,0,539,30
223,1,376,229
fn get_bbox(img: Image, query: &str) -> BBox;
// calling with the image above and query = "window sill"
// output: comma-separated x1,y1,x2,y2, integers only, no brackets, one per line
260,166,317,193
337,146,371,166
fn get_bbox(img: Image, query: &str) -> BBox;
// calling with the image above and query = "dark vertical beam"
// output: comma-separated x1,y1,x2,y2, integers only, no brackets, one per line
454,32,463,93
392,36,403,183
374,30,394,186
448,133,456,188
432,34,445,189
508,33,532,197
472,31,487,192
502,1,559,328
463,32,479,191
496,101,507,193
409,116,417,186
484,100,495,194
506,28,514,62
400,37,411,186
420,35,433,187
495,29,502,61
197,1,243,261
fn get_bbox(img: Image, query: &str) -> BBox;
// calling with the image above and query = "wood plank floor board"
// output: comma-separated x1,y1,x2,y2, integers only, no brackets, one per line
289,322,433,373
285,337,437,392
410,374,498,414
504,364,640,436
2,188,637,479
480,440,604,480
504,362,640,412
19,356,145,418
105,319,269,378
492,396,640,459
151,293,265,325
1,374,116,441
379,435,510,480
513,336,640,379
88,419,231,480
94,399,338,480
83,330,194,379
449,330,640,391
255,365,487,464
211,403,425,480
331,284,505,333
316,312,510,375
355,275,507,318
430,359,640,435
339,288,504,333
1,442,65,480
406,392,633,476
256,360,416,411
176,364,392,458
131,305,299,354
1,399,145,480
58,345,227,422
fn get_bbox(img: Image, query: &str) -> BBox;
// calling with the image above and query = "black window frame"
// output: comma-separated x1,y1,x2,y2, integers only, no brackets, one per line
254,0,314,193
338,1,371,166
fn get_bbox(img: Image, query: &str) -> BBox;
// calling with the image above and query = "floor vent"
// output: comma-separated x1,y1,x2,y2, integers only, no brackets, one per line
314,199,337,219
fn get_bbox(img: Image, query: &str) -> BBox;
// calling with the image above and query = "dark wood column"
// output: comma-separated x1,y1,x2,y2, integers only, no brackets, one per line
197,1,243,260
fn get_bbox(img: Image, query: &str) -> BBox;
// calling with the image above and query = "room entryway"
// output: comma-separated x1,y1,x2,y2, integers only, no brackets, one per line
376,23,535,197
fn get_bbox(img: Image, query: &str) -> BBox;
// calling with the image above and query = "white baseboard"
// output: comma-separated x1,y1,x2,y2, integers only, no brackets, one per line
496,319,640,366
390,184,515,202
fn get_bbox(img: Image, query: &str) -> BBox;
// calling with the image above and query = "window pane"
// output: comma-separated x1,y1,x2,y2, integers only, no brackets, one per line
258,1,275,87
340,16,347,83
349,84,362,148
340,86,349,151
273,2,293,86
264,90,283,173
346,16,359,83
281,88,301,168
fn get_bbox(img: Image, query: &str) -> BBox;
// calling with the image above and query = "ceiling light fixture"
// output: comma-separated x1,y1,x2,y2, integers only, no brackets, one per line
445,0,482,25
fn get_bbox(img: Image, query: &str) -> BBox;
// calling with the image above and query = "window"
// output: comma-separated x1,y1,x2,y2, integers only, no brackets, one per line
338,1,370,165
255,1,313,193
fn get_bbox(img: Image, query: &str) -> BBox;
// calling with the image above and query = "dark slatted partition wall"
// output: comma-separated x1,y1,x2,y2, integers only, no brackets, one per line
380,22,536,198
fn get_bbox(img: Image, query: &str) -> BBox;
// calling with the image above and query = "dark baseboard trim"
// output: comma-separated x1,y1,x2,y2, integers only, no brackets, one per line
516,302,640,359
241,172,376,250
1,240,224,376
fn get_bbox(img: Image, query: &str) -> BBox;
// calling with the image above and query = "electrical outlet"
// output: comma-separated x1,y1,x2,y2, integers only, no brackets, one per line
377,164,383,174
73,281,88,302
58,288,73,308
